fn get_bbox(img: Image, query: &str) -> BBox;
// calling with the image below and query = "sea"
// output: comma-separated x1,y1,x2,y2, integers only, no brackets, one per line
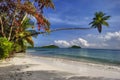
27,48,120,65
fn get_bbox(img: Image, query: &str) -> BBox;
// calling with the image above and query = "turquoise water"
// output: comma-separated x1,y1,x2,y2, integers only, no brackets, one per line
27,48,120,65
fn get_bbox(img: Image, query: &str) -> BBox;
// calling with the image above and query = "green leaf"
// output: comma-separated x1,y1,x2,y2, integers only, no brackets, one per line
102,21,109,26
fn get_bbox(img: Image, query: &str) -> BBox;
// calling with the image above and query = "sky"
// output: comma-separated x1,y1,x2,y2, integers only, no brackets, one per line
33,0,120,49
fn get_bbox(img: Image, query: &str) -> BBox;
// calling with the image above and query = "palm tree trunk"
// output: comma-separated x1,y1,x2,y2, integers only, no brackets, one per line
22,27,91,39
97,24,102,33
11,13,27,41
8,10,17,41
21,13,28,25
0,16,6,37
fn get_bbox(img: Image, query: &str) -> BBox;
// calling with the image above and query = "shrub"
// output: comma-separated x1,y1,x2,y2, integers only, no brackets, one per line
14,43,26,53
14,43,21,53
0,37,13,59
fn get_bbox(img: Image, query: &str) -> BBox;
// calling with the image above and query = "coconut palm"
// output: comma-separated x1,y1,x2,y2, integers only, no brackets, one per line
89,12,110,33
14,17,35,52
23,12,111,38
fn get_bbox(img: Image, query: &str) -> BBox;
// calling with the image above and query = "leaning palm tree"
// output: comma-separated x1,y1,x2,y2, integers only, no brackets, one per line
22,12,111,38
18,11,111,51
89,12,110,33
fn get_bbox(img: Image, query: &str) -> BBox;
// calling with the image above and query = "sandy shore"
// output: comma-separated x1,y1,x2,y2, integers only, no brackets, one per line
0,53,120,80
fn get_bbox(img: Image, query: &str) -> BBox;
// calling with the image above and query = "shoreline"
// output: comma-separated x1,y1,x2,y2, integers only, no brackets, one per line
0,53,120,80
27,48,120,66
28,52,120,67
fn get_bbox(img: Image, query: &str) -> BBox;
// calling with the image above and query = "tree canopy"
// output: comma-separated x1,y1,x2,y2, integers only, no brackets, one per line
0,0,54,40
0,0,54,59
89,12,110,33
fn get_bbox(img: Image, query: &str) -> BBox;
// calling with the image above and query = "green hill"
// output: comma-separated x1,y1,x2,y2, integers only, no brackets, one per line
70,45,81,48
40,45,59,48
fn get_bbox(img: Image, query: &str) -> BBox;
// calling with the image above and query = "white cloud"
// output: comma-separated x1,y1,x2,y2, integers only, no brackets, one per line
86,31,120,49
78,38,89,47
54,38,89,48
54,40,71,48
54,31,120,49
70,38,89,47
104,31,120,40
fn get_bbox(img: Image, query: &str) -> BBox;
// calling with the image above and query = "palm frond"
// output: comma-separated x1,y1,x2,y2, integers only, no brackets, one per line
90,11,110,33
89,21,94,25
21,18,34,30
27,30,38,38
102,21,109,26
103,16,111,20
25,37,34,47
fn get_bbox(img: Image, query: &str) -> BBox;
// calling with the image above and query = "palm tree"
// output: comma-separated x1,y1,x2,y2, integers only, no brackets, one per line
89,12,110,33
22,12,110,38
14,17,35,52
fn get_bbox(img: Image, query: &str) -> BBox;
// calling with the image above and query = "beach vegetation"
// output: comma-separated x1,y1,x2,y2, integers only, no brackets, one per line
0,0,54,59
14,18,35,52
0,38,13,59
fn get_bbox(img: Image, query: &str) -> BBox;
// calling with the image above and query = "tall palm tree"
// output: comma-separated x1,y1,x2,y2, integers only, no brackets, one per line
89,12,110,33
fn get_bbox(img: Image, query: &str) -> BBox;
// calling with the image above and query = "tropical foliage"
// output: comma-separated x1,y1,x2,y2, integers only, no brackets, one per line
14,18,35,52
0,0,54,39
0,0,54,59
89,12,110,33
0,38,13,59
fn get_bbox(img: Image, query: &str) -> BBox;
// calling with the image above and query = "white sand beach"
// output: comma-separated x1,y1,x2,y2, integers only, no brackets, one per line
0,53,120,80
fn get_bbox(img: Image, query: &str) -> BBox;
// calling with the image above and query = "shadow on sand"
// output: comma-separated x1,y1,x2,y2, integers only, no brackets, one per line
0,65,120,80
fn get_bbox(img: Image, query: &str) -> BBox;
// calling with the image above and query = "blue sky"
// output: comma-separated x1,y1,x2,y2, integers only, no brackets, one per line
33,0,120,49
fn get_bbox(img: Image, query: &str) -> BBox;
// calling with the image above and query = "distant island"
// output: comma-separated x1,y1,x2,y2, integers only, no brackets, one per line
40,45,59,48
28,45,81,49
70,45,81,48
